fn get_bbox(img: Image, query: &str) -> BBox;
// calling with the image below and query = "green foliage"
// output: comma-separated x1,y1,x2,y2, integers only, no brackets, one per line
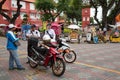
39,28,45,32
35,0,55,10
35,0,82,23
65,0,82,23
90,17,94,24
35,0,55,21
41,13,53,21
89,0,120,28
23,14,28,18
22,14,28,24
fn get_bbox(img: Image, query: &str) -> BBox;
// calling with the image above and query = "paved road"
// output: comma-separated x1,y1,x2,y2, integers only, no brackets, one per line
0,36,120,80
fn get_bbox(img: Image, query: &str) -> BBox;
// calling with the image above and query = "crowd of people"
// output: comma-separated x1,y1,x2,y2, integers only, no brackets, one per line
85,26,109,44
5,22,120,70
6,22,58,70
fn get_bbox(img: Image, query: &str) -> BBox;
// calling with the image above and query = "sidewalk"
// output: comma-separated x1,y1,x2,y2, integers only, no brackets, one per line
1,36,120,80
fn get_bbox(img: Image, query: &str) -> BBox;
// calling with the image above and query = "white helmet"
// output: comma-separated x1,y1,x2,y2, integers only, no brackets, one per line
42,34,51,41
51,39,56,42
8,24,16,29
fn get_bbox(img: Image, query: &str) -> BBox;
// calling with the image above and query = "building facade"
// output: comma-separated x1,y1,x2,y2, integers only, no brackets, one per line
0,0,42,27
82,8,90,28
0,0,91,28
82,0,90,28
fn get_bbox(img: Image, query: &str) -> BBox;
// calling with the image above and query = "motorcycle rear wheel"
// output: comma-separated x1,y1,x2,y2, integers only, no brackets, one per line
29,54,38,68
63,50,76,63
52,58,66,77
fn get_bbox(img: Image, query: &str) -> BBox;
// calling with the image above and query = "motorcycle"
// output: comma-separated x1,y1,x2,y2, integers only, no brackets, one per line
27,38,66,77
57,39,77,63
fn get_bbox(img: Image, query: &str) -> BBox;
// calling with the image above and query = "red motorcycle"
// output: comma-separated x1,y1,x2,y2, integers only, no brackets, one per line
27,39,66,77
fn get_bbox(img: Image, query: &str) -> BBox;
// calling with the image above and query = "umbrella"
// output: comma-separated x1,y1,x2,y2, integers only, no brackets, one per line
0,24,7,27
68,24,80,29
108,24,117,29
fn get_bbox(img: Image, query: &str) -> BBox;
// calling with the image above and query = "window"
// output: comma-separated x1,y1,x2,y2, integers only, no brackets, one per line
36,13,40,19
87,17,89,21
12,11,16,17
20,1,26,9
82,0,90,5
83,17,86,21
30,3,35,10
11,0,17,8
11,0,26,9
20,12,26,19
12,11,19,19
30,13,36,19
85,10,88,13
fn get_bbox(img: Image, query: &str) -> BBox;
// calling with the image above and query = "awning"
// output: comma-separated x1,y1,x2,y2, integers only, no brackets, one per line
0,24,7,27
68,24,80,29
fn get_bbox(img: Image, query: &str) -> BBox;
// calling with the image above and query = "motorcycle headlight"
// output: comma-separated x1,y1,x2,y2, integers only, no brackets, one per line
58,49,63,53
65,49,70,53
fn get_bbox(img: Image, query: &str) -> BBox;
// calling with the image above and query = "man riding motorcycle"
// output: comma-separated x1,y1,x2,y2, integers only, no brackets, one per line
27,34,66,77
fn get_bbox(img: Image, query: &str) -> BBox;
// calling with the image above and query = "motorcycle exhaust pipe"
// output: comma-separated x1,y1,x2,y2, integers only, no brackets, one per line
27,56,37,64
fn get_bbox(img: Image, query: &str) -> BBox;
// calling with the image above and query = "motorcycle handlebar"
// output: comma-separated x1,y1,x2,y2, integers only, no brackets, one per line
40,43,50,49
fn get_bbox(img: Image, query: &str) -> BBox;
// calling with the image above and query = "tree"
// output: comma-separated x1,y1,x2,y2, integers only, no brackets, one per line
90,17,94,24
107,0,120,25
35,0,72,22
0,0,22,24
35,0,82,25
89,0,101,27
65,0,82,24
89,0,120,29
35,0,56,21
22,14,29,24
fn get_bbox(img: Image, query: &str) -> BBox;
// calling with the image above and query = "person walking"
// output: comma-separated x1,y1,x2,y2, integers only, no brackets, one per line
21,22,31,40
6,24,25,70
26,24,41,63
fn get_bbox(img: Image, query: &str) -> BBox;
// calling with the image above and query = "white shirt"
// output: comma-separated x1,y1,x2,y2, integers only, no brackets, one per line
26,30,40,38
45,29,56,40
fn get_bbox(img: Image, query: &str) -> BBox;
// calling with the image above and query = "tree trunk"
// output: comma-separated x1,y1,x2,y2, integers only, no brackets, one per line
0,0,22,24
102,7,108,29
90,0,101,28
108,1,120,25
94,7,101,28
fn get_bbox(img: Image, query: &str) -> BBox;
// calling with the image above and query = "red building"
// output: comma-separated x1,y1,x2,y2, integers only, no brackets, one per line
0,0,42,27
82,8,90,28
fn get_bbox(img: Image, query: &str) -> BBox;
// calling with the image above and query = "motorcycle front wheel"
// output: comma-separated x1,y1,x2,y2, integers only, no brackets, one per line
52,58,66,77
63,50,76,63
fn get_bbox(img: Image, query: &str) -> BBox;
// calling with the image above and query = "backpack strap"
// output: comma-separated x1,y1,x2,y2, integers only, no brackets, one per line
46,30,53,39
